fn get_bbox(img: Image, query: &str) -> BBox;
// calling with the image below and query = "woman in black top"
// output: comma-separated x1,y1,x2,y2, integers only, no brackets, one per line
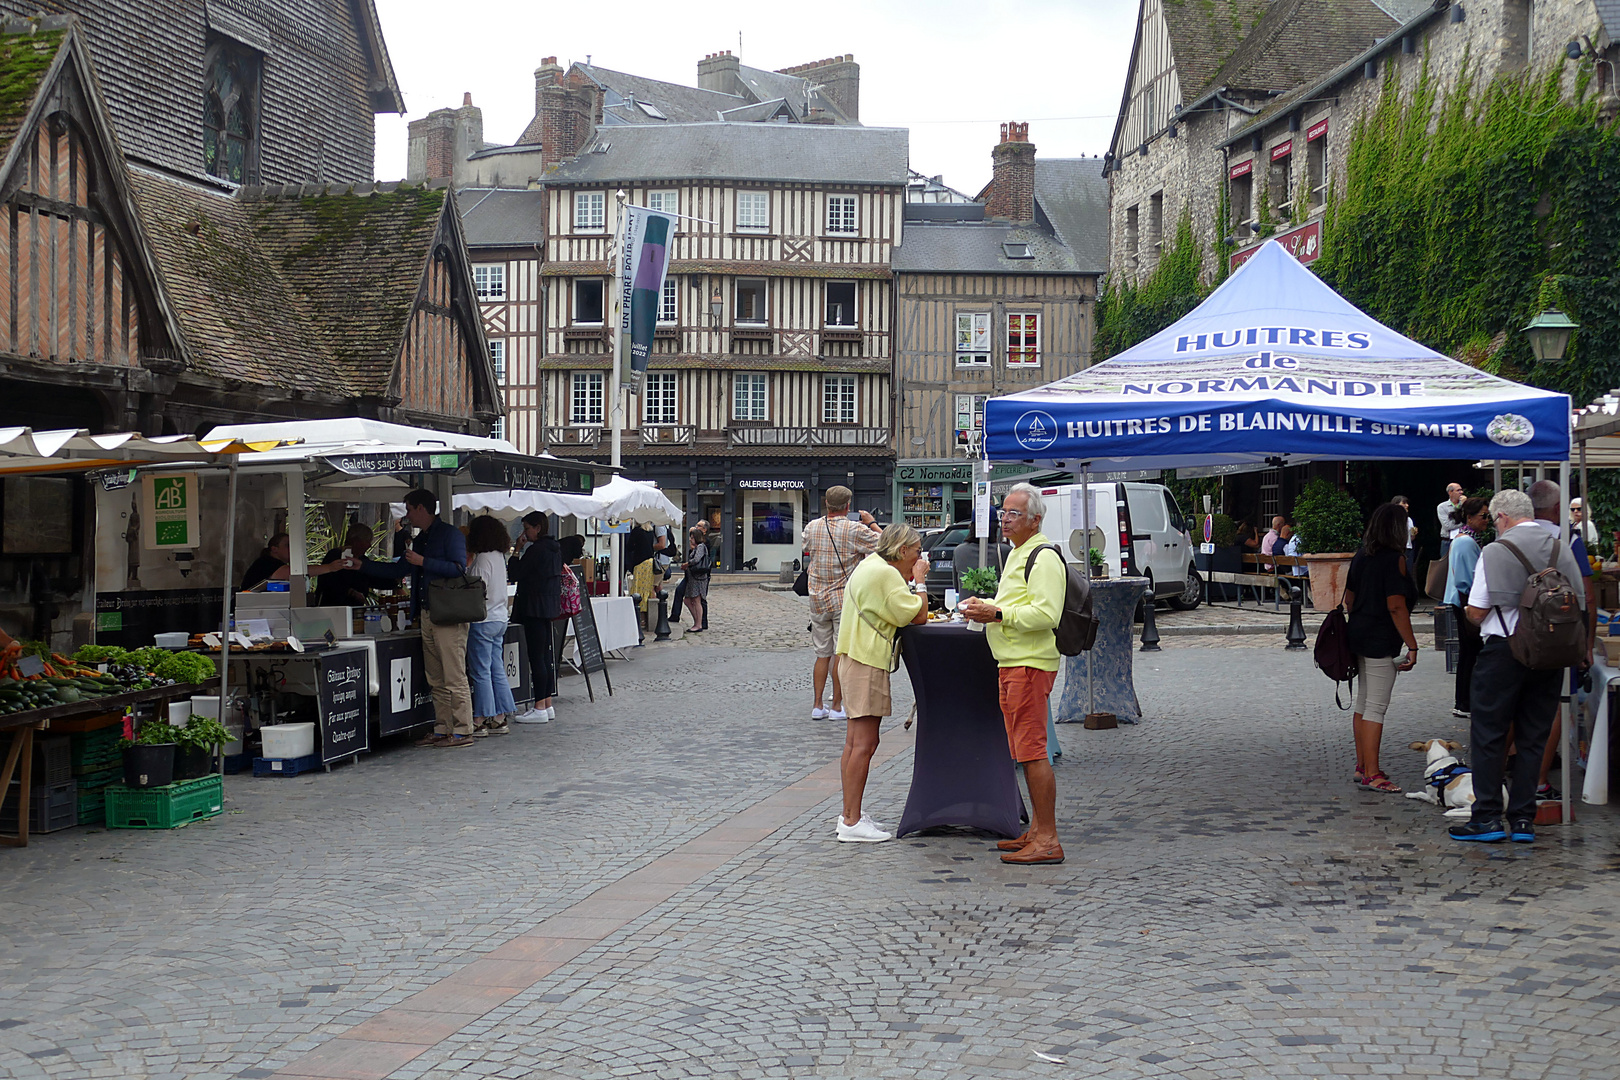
1234,518,1261,553
240,533,291,590
1342,501,1420,793
510,512,563,722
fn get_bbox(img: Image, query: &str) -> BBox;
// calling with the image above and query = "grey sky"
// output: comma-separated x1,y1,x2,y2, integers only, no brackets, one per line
373,0,1137,194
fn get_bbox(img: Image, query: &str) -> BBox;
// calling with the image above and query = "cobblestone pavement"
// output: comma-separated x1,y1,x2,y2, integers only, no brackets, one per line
3,606,1618,1078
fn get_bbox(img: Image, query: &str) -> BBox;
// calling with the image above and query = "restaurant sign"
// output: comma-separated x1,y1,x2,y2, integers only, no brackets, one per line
468,453,594,494
1229,219,1321,273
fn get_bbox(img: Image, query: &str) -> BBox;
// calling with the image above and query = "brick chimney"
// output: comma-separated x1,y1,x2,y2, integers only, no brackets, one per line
776,53,859,122
406,93,483,184
697,50,743,97
984,122,1036,223
523,56,596,167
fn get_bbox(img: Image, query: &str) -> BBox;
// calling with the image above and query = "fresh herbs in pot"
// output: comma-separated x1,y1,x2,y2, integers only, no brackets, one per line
958,566,999,596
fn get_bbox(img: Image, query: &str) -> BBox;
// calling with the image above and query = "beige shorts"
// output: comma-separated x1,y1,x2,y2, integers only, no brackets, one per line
837,654,892,719
810,609,841,658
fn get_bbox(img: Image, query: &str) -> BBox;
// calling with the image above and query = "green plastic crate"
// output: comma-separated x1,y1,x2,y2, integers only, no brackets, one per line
104,775,222,830
70,727,121,768
77,787,105,825
75,765,120,790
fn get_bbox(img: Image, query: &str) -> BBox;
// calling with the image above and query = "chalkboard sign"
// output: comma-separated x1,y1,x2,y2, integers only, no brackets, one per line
570,598,613,702
374,634,433,735
502,622,532,708
95,589,223,649
316,646,370,764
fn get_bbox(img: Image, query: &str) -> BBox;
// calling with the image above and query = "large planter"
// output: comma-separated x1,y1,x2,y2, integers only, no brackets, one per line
172,746,217,782
1302,553,1355,611
122,744,176,789
1197,545,1245,601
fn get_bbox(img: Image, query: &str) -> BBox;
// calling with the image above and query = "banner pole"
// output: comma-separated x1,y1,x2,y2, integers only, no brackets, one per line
1561,457,1573,825
1081,462,1094,718
608,190,626,598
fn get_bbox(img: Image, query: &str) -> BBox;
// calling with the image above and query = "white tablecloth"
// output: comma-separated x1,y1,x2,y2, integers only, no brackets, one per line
569,595,640,661
1581,661,1612,805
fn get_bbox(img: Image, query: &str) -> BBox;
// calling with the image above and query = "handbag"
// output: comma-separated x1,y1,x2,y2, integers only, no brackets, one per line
1424,546,1450,602
795,518,845,599
792,568,809,596
1313,604,1358,709
426,572,487,625
560,566,583,617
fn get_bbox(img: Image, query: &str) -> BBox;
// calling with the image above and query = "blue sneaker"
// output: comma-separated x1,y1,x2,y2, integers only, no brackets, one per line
1509,819,1535,843
1449,820,1506,843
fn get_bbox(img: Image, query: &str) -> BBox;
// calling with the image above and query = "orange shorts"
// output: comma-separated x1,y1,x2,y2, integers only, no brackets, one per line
998,666,1057,763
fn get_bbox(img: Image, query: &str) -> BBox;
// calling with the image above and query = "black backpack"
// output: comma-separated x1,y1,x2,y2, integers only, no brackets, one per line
1313,604,1358,709
1023,544,1098,656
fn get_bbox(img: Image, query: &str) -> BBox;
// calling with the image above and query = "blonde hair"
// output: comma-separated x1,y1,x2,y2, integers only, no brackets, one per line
875,522,920,561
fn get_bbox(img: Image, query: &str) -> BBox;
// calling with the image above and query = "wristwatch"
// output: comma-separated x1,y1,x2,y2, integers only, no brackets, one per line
994,609,1003,622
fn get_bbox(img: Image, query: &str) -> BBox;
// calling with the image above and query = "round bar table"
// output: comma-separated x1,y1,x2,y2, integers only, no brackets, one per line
1056,576,1149,724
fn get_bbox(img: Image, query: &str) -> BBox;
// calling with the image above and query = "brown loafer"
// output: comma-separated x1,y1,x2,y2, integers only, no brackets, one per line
436,735,476,748
1000,842,1064,865
995,831,1032,852
414,734,447,747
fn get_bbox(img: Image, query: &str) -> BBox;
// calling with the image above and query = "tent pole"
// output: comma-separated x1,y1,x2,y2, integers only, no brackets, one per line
1081,462,1094,718
977,449,986,570
218,457,238,745
1560,458,1573,825
1493,460,1501,491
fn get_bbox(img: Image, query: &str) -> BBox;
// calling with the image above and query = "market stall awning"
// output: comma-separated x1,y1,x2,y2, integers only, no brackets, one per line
593,476,681,526
983,240,1571,469
0,427,287,474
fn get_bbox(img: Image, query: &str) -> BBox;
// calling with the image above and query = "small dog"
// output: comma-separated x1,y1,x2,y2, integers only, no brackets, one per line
741,557,759,571
1406,739,1488,818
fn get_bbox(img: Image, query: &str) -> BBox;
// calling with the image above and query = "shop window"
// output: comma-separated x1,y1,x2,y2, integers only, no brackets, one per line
473,264,506,301
659,278,677,324
574,279,604,324
488,340,505,384
955,312,990,367
735,278,767,324
751,500,795,546
571,371,604,425
733,372,768,420
823,375,856,424
1307,135,1327,211
1007,313,1041,367
826,195,857,234
954,393,987,448
202,35,261,184
574,191,605,231
644,372,677,424
737,191,769,231
825,282,856,327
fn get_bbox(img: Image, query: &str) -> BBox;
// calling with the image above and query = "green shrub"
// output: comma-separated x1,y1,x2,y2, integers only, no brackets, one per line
1293,478,1365,554
1196,513,1238,547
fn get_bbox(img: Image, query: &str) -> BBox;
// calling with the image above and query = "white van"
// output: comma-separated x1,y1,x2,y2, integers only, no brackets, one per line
1035,482,1201,609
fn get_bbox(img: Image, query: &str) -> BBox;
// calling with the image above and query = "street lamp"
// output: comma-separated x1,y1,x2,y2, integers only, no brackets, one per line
1521,308,1579,362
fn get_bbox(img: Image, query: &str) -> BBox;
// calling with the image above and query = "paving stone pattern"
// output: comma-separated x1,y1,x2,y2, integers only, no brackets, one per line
2,591,1617,1079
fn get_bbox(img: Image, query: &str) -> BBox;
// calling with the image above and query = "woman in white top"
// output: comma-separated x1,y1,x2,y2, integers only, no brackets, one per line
465,515,517,736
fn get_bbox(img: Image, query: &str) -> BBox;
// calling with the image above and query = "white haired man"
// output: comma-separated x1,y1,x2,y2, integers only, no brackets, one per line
1454,488,1586,844
961,483,1066,865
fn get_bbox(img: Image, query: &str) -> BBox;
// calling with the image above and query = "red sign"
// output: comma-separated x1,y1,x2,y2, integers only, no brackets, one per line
1270,139,1293,161
1228,218,1322,272
1306,118,1329,142
1229,158,1253,179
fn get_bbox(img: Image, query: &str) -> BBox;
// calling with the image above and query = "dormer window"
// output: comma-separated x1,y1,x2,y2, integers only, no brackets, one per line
1002,242,1032,259
202,35,261,184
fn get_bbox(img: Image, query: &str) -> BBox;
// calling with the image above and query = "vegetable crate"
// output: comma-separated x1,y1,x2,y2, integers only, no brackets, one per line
252,754,321,778
35,735,72,785
1,779,78,834
71,727,123,775
76,785,107,826
104,774,222,829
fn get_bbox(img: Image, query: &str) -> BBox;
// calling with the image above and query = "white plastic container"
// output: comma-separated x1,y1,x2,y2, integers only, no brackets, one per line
189,695,221,720
260,722,315,760
154,632,189,648
167,701,191,726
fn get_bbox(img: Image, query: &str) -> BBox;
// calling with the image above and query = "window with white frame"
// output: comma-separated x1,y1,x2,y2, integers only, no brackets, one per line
574,279,605,324
823,375,856,424
473,264,506,301
955,393,988,447
573,191,605,231
826,195,857,234
491,415,506,441
647,190,678,215
644,372,677,424
488,340,506,384
955,312,990,366
659,278,677,324
737,191,769,230
735,278,767,324
571,371,604,425
825,281,856,327
1007,313,1041,367
733,372,768,420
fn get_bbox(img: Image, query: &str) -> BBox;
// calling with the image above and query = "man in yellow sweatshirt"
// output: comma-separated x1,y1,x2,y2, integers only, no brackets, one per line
961,483,1066,865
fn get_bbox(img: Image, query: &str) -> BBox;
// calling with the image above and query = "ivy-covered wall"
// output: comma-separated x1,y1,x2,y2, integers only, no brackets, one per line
1093,214,1210,361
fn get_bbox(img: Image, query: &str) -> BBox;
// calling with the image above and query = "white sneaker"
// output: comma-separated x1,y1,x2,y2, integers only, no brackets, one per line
836,815,892,843
834,813,888,831
811,706,828,720
828,707,847,721
544,707,556,720
513,708,551,724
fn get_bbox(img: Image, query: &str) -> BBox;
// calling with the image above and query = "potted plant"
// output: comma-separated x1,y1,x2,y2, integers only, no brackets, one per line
1088,547,1108,578
958,565,999,600
173,714,230,781
1292,477,1365,610
119,717,177,789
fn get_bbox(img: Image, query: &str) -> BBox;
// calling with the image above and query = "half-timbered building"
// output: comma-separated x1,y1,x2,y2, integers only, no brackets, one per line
541,122,906,572
893,129,1107,527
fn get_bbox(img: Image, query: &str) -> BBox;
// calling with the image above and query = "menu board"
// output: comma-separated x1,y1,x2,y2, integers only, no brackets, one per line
570,599,613,701
316,647,369,764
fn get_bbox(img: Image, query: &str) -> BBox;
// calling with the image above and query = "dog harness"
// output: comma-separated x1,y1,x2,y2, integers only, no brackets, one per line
1425,761,1472,793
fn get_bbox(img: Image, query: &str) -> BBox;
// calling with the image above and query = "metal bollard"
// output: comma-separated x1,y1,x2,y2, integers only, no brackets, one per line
1285,586,1307,650
1139,585,1161,651
654,592,672,641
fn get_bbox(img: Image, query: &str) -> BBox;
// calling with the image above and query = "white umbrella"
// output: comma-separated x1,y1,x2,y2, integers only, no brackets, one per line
594,476,680,526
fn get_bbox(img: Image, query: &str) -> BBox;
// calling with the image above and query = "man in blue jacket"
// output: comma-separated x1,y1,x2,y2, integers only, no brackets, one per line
369,489,475,748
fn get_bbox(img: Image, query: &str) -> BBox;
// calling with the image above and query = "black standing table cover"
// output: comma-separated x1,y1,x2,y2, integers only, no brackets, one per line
895,623,1024,838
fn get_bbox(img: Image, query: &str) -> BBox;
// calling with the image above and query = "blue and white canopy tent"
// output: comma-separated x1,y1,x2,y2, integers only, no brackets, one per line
983,240,1570,471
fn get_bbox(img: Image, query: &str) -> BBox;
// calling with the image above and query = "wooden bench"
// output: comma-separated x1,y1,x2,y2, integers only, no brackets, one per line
1205,553,1311,608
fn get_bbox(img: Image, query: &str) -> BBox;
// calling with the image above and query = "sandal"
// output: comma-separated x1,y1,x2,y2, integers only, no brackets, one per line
1364,772,1401,794
1353,768,1367,787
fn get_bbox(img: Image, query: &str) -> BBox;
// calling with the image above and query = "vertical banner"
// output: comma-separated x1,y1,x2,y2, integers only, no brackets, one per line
974,480,991,536
141,473,199,550
617,206,676,392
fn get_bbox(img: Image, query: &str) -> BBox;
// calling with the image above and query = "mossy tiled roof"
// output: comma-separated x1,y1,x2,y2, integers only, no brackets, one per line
0,27,66,158
1159,0,1272,99
130,173,446,397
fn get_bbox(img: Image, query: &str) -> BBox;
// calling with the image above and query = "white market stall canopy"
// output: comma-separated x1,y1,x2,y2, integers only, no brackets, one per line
983,240,1571,469
448,477,681,527
0,427,283,474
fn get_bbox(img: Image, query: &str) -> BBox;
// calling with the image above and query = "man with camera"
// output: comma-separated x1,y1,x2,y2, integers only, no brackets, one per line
804,485,880,721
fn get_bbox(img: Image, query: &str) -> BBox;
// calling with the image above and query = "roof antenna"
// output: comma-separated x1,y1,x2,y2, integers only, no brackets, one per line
738,31,742,55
